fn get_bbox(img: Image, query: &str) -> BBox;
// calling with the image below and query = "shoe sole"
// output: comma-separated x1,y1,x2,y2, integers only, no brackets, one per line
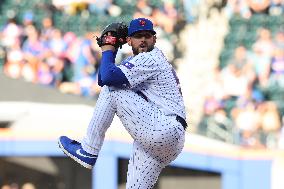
58,140,93,169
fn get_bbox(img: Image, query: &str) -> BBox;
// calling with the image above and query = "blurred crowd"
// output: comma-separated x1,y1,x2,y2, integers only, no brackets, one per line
0,0,186,99
199,24,284,148
50,0,187,62
225,0,284,19
52,0,185,33
1,16,102,99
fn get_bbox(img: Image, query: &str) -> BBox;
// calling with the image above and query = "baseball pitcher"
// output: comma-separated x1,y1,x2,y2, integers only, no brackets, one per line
58,17,187,189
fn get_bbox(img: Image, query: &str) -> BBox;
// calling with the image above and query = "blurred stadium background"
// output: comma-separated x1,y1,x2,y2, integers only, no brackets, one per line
0,0,284,189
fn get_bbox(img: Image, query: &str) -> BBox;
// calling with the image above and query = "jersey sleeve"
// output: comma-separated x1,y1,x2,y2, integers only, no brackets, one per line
118,53,158,88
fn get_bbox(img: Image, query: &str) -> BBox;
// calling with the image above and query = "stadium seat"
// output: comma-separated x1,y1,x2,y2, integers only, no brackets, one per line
205,114,236,144
229,16,247,31
219,49,234,68
249,14,267,26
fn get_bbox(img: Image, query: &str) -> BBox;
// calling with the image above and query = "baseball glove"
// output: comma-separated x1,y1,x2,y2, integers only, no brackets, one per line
96,22,128,49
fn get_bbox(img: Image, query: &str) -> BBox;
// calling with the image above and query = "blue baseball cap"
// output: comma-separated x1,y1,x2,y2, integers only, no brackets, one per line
128,18,156,36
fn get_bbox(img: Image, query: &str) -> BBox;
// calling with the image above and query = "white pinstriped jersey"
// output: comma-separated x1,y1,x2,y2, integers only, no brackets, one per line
118,47,186,119
82,47,186,189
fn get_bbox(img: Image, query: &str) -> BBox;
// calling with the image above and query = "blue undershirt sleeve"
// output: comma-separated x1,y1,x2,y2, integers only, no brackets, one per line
97,69,103,87
98,50,129,87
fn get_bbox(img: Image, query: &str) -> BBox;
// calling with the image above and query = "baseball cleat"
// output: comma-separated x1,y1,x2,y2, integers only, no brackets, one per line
58,136,97,169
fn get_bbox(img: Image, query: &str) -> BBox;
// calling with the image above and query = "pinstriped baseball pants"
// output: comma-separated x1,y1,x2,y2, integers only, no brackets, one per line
82,86,185,189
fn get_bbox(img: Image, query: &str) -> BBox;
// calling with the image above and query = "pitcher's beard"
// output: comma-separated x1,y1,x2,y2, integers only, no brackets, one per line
132,45,154,55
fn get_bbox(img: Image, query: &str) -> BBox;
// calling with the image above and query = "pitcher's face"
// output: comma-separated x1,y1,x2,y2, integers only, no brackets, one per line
127,31,156,55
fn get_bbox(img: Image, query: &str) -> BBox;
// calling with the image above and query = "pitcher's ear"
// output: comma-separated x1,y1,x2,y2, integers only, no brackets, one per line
153,35,157,43
127,37,131,46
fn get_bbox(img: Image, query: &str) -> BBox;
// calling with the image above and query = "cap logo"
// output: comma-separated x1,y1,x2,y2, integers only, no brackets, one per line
139,19,146,26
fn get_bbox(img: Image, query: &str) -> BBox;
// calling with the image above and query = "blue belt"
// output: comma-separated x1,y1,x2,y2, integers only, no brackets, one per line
176,115,187,130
